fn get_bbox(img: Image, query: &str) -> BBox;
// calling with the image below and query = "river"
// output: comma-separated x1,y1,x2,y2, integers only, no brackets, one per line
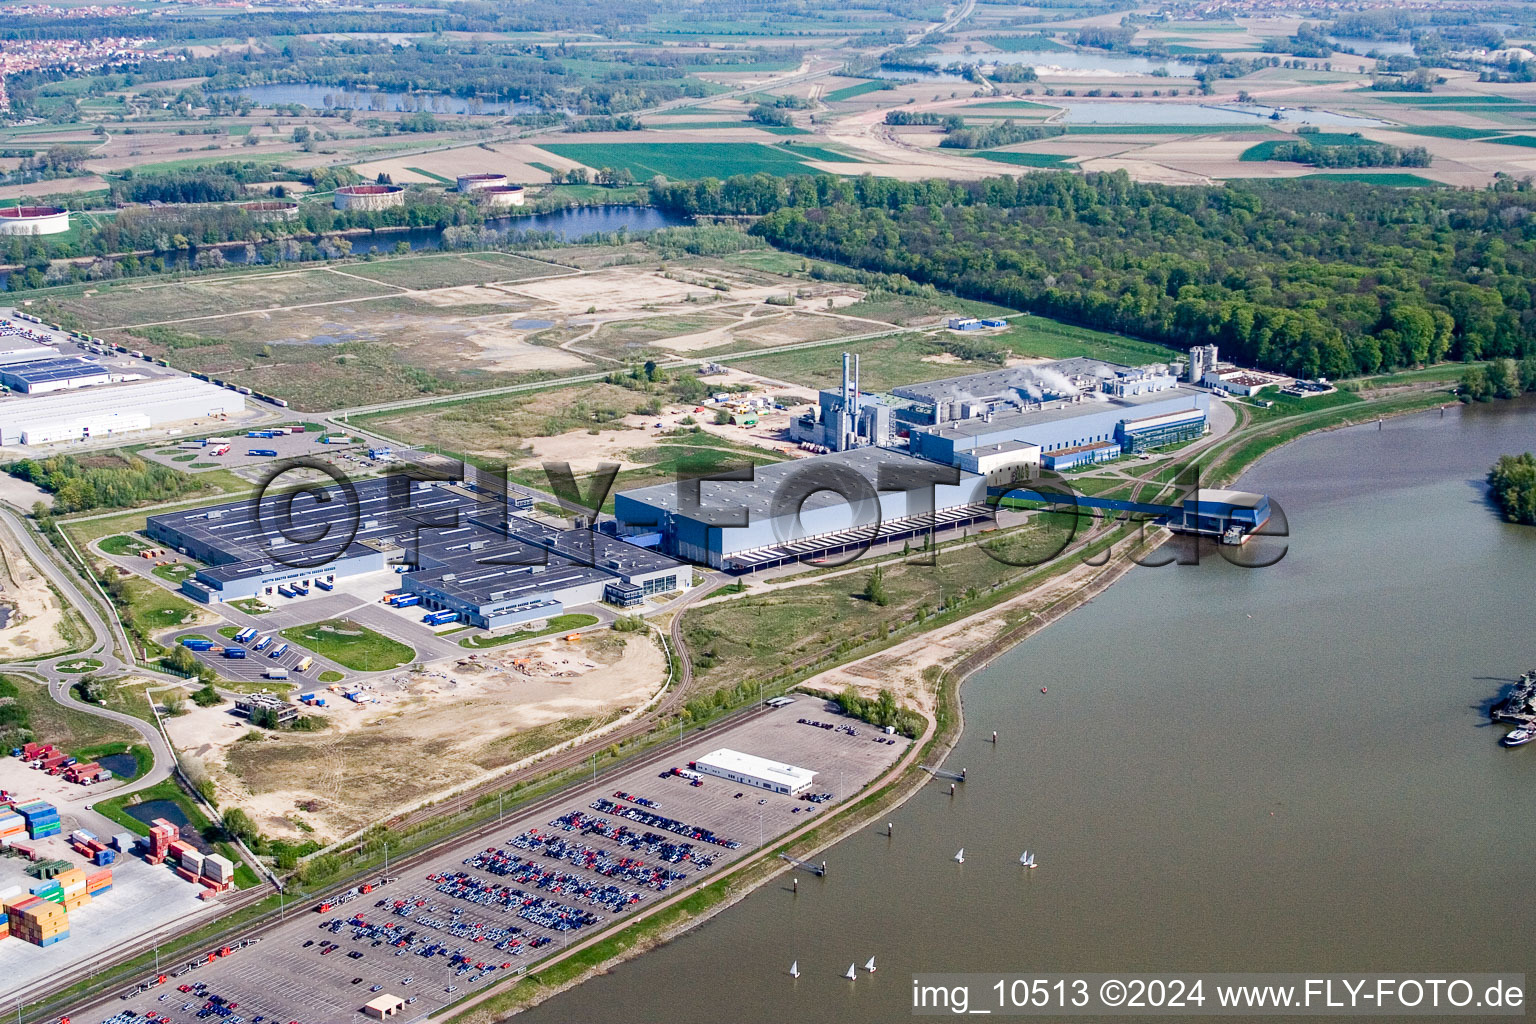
518,397,1536,1023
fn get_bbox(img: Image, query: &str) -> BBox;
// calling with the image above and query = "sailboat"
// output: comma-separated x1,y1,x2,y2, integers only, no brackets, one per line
790,961,799,979
865,956,877,973
953,848,965,864
844,963,858,980
1019,850,1029,866
1026,853,1037,869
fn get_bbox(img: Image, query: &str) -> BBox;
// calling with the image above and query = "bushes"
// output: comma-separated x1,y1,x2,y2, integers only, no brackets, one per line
1488,453,1536,525
832,685,923,738
9,453,203,513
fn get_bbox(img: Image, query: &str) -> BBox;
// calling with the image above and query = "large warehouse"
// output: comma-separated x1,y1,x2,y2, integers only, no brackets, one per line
0,377,244,445
148,476,688,627
613,446,991,571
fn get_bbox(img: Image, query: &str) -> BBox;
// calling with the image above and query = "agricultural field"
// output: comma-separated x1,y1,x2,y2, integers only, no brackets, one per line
536,142,861,180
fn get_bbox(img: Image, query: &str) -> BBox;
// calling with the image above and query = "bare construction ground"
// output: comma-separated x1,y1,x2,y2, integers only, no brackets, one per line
0,525,74,659
184,632,667,842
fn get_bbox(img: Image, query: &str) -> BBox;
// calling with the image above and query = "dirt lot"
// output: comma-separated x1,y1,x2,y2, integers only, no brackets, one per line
183,632,666,841
0,526,72,660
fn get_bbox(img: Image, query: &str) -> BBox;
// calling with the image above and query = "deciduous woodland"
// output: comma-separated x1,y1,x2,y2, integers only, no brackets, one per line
651,172,1536,378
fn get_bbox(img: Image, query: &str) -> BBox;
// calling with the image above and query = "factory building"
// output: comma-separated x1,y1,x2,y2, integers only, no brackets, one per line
148,476,688,627
954,440,1040,486
0,377,244,446
0,356,113,393
899,360,1207,467
692,748,816,795
613,446,990,571
787,353,891,451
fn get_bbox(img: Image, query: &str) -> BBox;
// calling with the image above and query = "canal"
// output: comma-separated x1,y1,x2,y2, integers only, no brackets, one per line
518,397,1536,1022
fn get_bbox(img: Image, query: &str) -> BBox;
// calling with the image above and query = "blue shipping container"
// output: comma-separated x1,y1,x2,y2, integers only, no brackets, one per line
224,647,247,659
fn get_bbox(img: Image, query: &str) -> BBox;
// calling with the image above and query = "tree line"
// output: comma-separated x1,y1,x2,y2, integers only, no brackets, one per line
650,170,1536,378
1487,453,1536,525
8,455,205,513
1267,142,1431,168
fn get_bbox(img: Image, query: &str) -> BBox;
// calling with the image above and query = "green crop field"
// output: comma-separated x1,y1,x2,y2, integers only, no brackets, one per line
964,101,1057,112
538,142,851,179
405,166,454,183
1389,126,1500,140
1375,95,1521,105
280,619,414,672
651,121,809,135
1480,135,1536,148
1239,133,1378,161
823,80,890,103
970,151,1074,168
1297,172,1442,186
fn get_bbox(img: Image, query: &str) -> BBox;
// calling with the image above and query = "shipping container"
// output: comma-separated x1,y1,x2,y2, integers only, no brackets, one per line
235,627,258,644
223,647,247,659
247,448,278,457
181,638,214,651
266,668,289,679
314,579,334,591
269,642,289,658
253,636,272,652
296,656,314,672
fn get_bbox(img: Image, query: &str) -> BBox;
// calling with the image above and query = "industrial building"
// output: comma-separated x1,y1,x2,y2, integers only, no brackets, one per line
147,476,688,627
692,748,816,795
613,445,991,571
0,356,113,393
0,376,245,445
787,353,891,451
900,360,1208,467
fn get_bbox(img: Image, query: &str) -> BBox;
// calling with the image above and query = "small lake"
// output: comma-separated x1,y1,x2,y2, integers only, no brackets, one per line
220,83,535,115
1055,100,1386,126
1328,36,1416,56
989,51,1203,75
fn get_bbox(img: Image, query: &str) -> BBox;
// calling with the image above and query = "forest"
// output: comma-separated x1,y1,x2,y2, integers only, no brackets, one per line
1267,142,1431,168
650,171,1536,378
1487,452,1536,525
8,454,205,513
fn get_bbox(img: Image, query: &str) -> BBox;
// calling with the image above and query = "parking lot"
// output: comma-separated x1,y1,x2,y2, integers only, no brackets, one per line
75,704,909,1024
135,425,374,477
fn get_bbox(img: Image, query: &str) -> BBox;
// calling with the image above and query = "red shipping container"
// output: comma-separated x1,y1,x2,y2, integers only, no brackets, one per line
166,840,195,862
175,866,198,883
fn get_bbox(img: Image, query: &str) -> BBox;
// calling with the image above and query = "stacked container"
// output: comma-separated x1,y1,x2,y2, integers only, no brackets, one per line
16,801,60,839
202,853,234,887
29,880,63,904
57,867,91,912
146,818,177,864
6,895,68,946
0,805,23,842
86,868,112,897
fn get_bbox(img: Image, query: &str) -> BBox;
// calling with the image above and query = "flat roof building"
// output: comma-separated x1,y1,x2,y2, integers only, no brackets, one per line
0,377,243,446
692,748,816,795
0,356,112,393
148,476,688,627
363,994,407,1019
613,446,991,571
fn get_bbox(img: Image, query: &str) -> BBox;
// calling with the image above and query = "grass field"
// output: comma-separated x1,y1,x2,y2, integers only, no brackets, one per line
963,100,1058,111
822,80,891,103
280,619,415,672
405,166,455,183
334,252,565,289
726,332,993,392
52,267,397,326
538,142,853,179
0,674,139,753
970,151,1074,168
651,121,810,135
1374,95,1521,105
458,613,600,648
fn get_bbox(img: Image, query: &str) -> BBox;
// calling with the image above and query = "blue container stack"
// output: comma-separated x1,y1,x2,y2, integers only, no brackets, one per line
15,800,60,840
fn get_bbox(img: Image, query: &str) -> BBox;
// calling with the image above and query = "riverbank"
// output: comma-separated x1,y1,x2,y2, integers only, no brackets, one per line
455,382,1468,1020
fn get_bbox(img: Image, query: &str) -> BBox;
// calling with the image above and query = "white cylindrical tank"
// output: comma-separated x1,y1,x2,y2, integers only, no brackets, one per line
0,205,70,236
334,184,406,211
477,185,526,209
456,172,508,193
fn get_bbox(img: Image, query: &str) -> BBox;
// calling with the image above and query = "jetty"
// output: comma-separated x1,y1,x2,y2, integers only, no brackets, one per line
1492,670,1536,726
778,854,826,876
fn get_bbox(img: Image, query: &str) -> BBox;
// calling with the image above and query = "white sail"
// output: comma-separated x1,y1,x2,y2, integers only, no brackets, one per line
865,956,877,973
1027,853,1038,868
1020,850,1029,865
845,963,857,980
790,961,799,978
954,848,965,863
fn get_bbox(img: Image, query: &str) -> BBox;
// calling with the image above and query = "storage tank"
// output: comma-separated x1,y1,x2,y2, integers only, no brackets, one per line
456,172,508,193
477,185,526,209
333,184,405,211
0,205,69,236
241,200,300,221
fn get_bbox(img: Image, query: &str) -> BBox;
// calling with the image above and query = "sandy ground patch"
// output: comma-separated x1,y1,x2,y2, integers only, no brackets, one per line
0,527,69,659
509,266,788,316
0,175,107,201
205,633,665,840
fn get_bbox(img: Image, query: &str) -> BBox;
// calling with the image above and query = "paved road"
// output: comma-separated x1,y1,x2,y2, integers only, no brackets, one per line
0,504,177,798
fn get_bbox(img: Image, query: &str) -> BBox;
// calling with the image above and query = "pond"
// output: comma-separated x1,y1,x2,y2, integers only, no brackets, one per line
123,798,189,830
219,83,535,116
989,51,1203,75
97,751,138,780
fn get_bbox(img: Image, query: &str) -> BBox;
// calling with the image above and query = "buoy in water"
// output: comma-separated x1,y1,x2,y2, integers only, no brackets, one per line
1041,686,1048,694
